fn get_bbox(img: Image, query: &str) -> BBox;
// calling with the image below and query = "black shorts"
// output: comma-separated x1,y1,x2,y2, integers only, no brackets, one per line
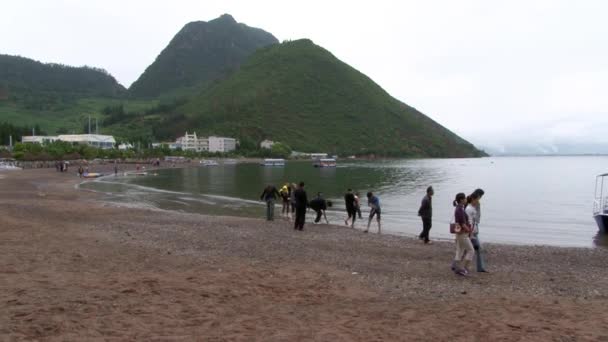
369,207,381,220
347,207,357,218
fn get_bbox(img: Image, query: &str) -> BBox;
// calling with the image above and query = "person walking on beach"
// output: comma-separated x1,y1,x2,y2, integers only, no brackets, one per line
260,185,280,221
279,184,291,218
470,188,487,272
365,192,382,234
309,192,332,224
418,186,434,244
344,189,357,228
293,182,308,230
78,165,84,178
452,192,474,276
114,165,119,176
354,192,363,219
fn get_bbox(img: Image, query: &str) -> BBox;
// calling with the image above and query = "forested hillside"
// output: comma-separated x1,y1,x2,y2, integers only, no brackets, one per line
128,14,278,98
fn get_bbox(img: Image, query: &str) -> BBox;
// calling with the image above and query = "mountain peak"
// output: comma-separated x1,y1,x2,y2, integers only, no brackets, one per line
212,13,237,24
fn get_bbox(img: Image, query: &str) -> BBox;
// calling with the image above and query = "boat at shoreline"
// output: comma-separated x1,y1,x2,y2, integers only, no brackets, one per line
261,158,285,166
594,173,608,234
0,158,21,170
313,158,337,168
82,172,103,178
200,159,219,166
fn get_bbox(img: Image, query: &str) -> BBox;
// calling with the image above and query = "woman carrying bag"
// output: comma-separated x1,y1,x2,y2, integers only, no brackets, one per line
451,193,475,276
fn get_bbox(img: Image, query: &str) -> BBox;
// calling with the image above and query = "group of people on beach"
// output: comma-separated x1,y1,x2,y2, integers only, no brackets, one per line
261,182,488,276
260,183,382,233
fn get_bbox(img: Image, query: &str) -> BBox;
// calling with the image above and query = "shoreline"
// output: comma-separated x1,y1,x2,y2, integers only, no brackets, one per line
2,168,608,340
81,164,605,250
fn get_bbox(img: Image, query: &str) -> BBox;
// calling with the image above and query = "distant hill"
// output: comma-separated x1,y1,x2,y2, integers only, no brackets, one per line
128,14,279,98
157,39,483,157
0,54,125,109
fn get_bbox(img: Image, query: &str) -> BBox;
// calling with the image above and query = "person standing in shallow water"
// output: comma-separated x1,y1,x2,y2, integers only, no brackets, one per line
293,182,308,231
365,192,381,234
418,186,434,244
260,185,280,221
470,188,488,272
452,192,474,276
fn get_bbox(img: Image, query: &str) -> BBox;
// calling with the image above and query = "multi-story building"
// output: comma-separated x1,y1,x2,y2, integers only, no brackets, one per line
176,132,208,152
208,136,236,153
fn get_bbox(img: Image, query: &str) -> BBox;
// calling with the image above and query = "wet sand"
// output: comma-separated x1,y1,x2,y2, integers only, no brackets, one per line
1,167,608,341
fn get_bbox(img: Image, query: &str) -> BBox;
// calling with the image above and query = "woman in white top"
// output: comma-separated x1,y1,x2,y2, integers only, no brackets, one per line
466,191,487,272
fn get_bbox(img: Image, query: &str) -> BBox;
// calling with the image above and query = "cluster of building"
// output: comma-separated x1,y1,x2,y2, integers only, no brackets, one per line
22,134,116,149
154,132,237,153
20,131,238,153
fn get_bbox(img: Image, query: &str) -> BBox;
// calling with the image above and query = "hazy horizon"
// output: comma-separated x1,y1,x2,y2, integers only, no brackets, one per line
2,1,606,154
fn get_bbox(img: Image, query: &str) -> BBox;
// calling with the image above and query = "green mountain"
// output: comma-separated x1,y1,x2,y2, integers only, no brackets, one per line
128,14,279,98
0,54,125,108
157,39,483,157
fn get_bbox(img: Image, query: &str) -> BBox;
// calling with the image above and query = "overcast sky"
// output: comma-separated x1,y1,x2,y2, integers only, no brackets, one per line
2,0,607,150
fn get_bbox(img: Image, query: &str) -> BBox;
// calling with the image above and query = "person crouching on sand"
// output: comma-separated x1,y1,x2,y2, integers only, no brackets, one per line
452,192,474,276
309,192,332,224
365,192,381,234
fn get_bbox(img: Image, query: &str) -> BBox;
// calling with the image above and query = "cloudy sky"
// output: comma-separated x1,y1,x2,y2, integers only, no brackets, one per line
2,0,607,151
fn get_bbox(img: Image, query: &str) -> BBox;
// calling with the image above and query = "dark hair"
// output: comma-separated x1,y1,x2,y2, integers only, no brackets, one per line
367,192,373,198
326,200,333,207
426,186,434,194
299,181,305,187
453,192,466,206
473,188,485,197
466,192,480,204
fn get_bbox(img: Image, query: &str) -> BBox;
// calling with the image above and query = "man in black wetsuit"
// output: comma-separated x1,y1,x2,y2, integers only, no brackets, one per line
309,193,332,224
293,182,308,230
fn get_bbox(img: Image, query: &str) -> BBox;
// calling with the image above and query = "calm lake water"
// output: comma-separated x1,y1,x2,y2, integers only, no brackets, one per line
81,156,608,248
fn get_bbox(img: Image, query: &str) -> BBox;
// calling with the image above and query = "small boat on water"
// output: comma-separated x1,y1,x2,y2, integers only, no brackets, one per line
594,173,608,234
200,159,219,166
313,158,337,168
261,158,285,166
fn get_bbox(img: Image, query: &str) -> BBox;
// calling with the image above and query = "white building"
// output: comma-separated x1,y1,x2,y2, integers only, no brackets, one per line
208,136,236,153
22,136,58,144
57,134,116,149
22,134,115,149
176,132,208,152
260,139,275,149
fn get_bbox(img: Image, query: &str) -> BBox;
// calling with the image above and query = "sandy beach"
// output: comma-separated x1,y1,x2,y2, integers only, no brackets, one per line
1,167,608,341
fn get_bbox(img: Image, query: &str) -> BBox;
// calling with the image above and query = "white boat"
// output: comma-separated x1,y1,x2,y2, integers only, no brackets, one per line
200,159,219,166
313,158,337,168
261,158,285,166
0,159,21,170
223,159,238,165
593,173,608,234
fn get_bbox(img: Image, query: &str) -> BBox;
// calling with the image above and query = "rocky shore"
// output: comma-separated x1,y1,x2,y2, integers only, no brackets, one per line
1,168,607,341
